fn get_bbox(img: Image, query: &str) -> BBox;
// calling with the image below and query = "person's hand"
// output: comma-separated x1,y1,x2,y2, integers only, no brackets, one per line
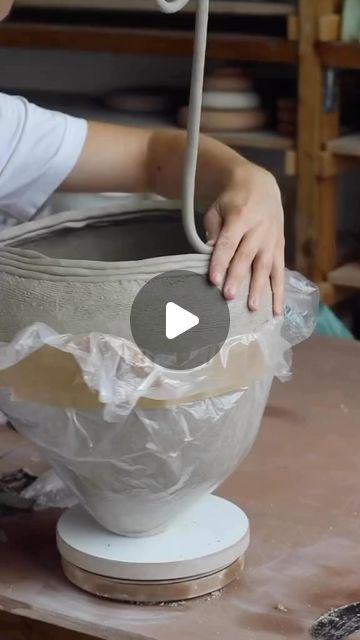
64,124,284,316
204,164,285,316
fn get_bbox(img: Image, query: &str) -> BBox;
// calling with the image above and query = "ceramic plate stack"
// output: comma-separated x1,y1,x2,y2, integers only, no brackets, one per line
178,67,266,133
277,97,297,138
104,87,175,118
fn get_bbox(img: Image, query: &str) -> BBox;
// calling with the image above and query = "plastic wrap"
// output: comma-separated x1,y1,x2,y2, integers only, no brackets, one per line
21,469,78,510
0,271,318,536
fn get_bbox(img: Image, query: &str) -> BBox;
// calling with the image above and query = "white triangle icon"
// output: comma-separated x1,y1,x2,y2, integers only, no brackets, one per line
166,302,199,340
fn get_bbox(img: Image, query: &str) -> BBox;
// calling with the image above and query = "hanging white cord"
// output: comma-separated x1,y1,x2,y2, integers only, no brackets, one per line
156,0,212,254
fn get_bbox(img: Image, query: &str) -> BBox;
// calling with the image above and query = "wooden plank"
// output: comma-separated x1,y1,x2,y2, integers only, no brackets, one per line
328,262,360,289
316,177,338,281
320,110,341,142
318,14,341,42
326,134,360,158
285,149,297,175
318,0,342,12
15,0,296,16
296,0,340,281
317,42,360,69
287,14,299,41
319,150,359,176
318,151,339,177
0,22,297,62
296,0,322,278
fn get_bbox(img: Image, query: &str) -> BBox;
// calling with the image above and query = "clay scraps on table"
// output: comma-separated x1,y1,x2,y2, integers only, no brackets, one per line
311,603,360,640
0,468,37,515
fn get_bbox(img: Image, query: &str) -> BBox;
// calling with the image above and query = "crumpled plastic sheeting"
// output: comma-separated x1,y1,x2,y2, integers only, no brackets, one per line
21,469,78,510
0,271,318,536
282,271,321,348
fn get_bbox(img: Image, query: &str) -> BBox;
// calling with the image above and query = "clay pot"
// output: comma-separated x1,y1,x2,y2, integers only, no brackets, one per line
0,199,272,340
0,199,274,536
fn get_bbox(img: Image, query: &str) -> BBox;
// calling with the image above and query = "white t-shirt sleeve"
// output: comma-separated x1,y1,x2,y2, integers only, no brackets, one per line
0,93,88,222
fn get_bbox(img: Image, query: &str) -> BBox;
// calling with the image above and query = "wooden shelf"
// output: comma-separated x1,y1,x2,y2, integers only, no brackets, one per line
326,134,360,159
318,13,341,42
15,0,296,16
317,41,360,69
328,262,360,289
21,91,294,152
0,22,297,62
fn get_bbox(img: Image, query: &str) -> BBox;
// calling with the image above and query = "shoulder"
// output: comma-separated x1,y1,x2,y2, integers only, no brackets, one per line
0,91,87,161
0,91,28,116
0,92,87,221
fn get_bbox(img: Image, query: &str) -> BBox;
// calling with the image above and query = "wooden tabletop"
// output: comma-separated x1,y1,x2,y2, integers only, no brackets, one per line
1,336,360,640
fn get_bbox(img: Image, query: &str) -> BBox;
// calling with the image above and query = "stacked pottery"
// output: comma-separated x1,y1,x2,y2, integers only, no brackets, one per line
178,67,266,133
277,97,297,138
0,199,281,537
103,87,177,121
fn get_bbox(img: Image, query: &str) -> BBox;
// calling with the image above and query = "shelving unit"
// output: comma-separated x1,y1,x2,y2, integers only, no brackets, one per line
1,1,298,156
16,0,297,16
0,23,297,63
317,42,360,69
0,0,358,301
296,0,360,304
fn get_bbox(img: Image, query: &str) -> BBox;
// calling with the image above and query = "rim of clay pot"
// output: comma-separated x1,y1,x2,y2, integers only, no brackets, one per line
0,199,209,282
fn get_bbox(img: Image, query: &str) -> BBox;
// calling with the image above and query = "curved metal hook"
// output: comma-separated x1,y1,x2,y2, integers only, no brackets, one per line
156,0,211,254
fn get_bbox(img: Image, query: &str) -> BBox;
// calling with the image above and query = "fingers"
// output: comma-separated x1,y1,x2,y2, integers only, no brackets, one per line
270,251,285,317
204,203,285,314
209,214,247,289
203,207,222,245
222,231,261,300
248,250,274,311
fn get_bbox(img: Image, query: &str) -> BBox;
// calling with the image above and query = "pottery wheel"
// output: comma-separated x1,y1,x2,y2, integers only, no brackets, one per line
57,495,249,603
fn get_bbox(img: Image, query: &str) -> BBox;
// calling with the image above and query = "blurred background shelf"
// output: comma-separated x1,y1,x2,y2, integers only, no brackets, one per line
326,134,360,159
317,42,360,69
0,23,297,62
11,90,294,152
212,130,294,150
328,263,360,290
15,1,297,16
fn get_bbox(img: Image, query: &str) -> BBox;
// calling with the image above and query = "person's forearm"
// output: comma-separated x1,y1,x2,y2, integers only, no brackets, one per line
62,121,254,203
145,128,253,206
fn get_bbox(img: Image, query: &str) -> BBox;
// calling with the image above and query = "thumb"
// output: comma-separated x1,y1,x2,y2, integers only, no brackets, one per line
203,206,222,245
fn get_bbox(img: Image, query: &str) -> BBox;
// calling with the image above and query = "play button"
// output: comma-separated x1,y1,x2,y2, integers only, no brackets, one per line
130,270,230,371
166,303,199,340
